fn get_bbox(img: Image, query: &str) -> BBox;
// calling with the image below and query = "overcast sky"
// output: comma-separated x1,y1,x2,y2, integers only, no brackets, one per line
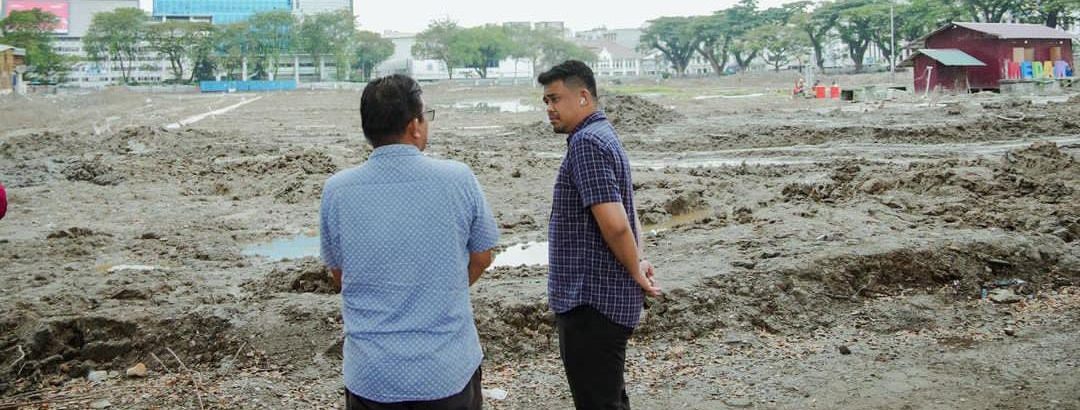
351,0,795,34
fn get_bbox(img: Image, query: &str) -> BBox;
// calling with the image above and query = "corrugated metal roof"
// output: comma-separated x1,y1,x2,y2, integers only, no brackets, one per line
908,49,987,67
953,22,1076,40
0,44,27,56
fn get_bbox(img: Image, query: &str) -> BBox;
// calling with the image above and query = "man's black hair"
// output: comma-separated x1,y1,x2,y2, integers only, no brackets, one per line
360,74,424,147
537,60,598,100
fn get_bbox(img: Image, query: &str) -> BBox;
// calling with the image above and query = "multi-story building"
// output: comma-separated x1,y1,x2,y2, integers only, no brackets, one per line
152,0,292,24
292,0,350,15
0,0,166,86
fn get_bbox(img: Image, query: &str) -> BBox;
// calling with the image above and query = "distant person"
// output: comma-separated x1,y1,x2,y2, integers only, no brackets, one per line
320,74,499,410
793,78,806,97
0,181,6,220
538,60,661,410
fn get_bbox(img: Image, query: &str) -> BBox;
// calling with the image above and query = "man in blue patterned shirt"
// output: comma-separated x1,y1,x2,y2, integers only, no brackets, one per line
320,75,500,409
540,60,661,409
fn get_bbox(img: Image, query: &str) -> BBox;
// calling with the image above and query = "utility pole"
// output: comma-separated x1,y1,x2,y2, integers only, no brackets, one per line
890,2,896,84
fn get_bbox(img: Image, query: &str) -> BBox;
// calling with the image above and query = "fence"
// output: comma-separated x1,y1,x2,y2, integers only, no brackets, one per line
199,80,297,93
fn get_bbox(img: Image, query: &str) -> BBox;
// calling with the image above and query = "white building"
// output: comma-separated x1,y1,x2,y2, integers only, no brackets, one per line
292,0,351,14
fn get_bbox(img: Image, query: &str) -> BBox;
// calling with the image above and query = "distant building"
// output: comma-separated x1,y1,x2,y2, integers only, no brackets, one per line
901,22,1076,92
152,0,292,24
292,0,351,14
0,0,165,86
1,44,28,93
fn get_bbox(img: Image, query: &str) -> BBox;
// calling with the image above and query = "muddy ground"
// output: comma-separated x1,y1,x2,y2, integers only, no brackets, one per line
0,72,1078,409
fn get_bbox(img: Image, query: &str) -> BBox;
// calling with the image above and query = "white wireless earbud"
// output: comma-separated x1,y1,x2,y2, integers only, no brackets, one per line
580,98,586,106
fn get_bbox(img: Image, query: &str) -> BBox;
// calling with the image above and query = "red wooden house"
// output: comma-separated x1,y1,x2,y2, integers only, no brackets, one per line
902,22,1076,93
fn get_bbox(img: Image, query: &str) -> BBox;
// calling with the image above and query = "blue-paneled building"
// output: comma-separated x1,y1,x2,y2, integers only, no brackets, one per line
153,0,294,25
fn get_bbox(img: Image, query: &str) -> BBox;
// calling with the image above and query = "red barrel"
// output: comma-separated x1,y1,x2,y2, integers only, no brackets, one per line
814,85,826,99
830,86,841,99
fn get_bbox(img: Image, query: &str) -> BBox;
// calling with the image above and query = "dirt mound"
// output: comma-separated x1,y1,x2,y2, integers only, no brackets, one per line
600,94,684,132
244,258,337,296
63,156,124,186
0,311,240,393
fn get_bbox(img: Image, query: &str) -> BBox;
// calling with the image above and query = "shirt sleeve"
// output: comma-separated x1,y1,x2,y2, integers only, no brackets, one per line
466,172,500,253
319,189,341,269
569,136,622,208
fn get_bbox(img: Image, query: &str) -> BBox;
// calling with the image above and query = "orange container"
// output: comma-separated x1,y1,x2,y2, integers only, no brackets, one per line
814,85,826,99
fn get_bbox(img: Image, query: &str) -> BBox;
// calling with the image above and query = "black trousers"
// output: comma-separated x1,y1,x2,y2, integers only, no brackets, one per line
346,366,482,410
557,305,633,410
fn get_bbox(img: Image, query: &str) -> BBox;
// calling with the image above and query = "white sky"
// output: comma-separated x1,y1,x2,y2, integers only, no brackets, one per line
352,0,795,34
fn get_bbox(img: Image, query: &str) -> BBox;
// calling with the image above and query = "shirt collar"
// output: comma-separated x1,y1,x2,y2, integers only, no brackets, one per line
369,144,422,159
567,111,607,144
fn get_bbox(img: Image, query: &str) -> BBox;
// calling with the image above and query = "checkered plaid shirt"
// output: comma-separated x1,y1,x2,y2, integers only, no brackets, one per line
548,111,644,329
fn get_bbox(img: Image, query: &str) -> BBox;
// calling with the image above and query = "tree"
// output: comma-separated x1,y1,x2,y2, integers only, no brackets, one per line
640,16,699,76
793,1,841,71
692,13,733,76
1016,0,1080,27
352,30,392,80
0,9,68,82
83,7,147,84
537,35,596,70
298,10,354,80
835,0,890,72
247,10,296,80
753,23,810,71
412,19,463,79
145,21,214,82
453,25,513,78
959,0,1022,23
212,22,249,80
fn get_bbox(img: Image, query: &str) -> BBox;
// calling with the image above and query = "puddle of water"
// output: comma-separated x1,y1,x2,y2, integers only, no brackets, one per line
490,242,549,268
693,93,766,100
643,208,715,232
453,100,538,113
243,234,320,261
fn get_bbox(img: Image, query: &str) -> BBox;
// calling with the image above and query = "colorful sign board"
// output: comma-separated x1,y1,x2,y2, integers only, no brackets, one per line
4,0,70,34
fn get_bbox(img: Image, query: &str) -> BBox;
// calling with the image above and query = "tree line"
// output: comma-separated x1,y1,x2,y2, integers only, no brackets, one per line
411,19,596,79
640,0,1080,76
0,7,394,84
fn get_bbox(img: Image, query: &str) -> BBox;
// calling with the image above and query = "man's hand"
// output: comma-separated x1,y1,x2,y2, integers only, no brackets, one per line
330,268,342,293
636,259,661,297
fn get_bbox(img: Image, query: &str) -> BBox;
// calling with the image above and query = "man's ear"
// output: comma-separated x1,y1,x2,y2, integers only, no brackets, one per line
580,89,591,106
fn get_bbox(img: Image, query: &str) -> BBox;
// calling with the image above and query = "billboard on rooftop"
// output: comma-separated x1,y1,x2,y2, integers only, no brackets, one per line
3,0,70,34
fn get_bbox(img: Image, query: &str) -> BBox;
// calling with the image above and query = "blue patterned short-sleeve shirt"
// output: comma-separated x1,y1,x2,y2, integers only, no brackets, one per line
320,144,499,403
548,111,644,329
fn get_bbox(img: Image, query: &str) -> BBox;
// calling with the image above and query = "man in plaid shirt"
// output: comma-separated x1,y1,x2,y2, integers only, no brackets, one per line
539,60,661,409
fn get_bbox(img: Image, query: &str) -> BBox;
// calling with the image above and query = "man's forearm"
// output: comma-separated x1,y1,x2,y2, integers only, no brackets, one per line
599,222,642,280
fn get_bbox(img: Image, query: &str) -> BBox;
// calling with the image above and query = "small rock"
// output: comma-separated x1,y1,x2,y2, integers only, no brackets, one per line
482,388,508,401
838,345,852,355
732,261,756,269
1004,328,1016,337
723,397,753,408
988,288,1022,304
139,232,161,240
761,251,781,259
126,362,147,378
90,399,112,409
87,370,110,383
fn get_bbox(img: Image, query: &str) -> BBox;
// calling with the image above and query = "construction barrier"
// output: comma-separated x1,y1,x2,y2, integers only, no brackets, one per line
199,80,297,93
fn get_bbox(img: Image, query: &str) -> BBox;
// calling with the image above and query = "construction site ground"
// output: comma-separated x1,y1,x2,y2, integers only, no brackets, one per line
1,72,1078,409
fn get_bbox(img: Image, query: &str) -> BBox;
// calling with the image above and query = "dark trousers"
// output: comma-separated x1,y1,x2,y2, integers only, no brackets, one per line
557,305,633,410
346,367,482,410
